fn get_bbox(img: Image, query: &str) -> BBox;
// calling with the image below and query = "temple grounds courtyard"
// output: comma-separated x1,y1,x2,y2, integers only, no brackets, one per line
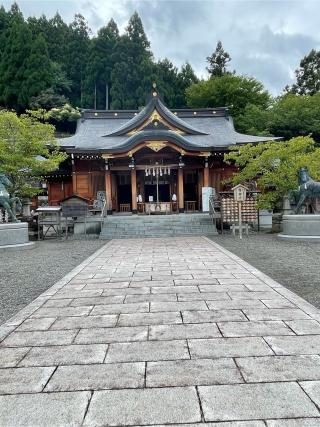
1,233,320,326
0,235,320,425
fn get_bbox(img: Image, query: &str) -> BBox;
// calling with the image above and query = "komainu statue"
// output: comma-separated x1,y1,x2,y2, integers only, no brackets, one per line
295,167,320,214
0,173,21,222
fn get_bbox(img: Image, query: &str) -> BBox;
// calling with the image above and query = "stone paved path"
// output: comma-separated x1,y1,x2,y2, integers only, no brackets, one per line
1,236,320,426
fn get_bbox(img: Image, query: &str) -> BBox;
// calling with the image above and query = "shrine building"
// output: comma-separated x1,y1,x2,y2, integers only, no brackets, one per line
48,87,277,214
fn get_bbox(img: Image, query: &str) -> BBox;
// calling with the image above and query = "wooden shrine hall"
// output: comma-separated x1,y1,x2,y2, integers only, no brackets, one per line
48,87,276,214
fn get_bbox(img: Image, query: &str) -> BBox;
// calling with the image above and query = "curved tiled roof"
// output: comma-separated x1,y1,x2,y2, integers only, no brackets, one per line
58,94,280,153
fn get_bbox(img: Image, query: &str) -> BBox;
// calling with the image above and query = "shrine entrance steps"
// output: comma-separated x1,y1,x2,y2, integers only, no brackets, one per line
100,213,218,239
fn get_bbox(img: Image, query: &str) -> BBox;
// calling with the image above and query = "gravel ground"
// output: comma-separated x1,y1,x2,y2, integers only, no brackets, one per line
210,233,320,309
0,239,105,325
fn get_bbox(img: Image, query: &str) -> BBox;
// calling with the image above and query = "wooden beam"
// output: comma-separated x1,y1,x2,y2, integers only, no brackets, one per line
178,168,184,212
131,168,137,213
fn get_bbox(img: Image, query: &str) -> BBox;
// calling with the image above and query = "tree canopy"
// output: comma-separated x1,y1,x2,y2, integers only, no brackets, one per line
224,136,320,209
0,110,67,197
237,93,320,141
286,49,320,95
186,74,271,120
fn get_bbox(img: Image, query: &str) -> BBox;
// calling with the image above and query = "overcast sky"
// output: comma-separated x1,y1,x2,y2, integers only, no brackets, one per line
3,0,320,94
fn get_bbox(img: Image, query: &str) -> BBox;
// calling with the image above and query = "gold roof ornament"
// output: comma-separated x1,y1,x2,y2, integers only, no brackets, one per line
146,141,167,152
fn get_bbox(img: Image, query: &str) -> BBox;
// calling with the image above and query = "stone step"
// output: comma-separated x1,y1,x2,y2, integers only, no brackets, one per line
100,213,217,239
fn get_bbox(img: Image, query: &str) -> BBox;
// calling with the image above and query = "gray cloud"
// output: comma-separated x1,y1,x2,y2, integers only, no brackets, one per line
3,0,320,94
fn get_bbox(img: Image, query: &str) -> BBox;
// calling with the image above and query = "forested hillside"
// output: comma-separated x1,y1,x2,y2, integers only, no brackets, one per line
0,3,198,111
1,2,320,142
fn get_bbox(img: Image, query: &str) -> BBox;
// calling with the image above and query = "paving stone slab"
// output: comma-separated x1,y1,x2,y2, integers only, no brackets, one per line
146,358,243,387
42,298,73,308
75,326,148,344
0,391,91,427
0,366,54,394
237,355,320,382
199,284,248,293
50,314,117,330
105,340,189,363
182,309,247,323
198,382,320,421
130,280,174,288
0,347,30,367
52,290,103,299
266,419,320,426
16,317,57,332
151,285,199,294
218,320,294,337
175,279,220,286
177,292,230,301
30,306,93,318
207,299,266,310
83,387,201,426
228,291,281,300
149,322,221,340
265,335,320,355
90,302,149,315
46,362,145,391
118,311,182,327
286,320,320,335
150,301,208,312
152,423,265,427
261,299,296,308
300,381,320,407
1,330,78,347
243,308,311,321
102,287,151,296
189,337,274,358
70,296,125,306
19,343,108,367
124,294,177,303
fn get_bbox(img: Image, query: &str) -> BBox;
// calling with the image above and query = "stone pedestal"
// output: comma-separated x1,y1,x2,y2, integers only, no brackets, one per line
278,214,320,241
0,222,35,251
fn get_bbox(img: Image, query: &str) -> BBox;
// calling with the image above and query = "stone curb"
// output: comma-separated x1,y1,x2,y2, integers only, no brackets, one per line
0,241,112,342
202,236,320,317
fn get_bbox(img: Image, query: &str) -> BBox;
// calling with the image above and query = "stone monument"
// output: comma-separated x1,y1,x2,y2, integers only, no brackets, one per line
279,167,320,241
0,173,34,251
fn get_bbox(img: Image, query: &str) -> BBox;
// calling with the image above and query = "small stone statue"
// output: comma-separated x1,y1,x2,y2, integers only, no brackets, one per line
0,173,21,222
295,167,320,213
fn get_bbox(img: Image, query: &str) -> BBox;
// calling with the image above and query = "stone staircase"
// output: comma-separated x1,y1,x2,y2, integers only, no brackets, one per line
100,213,218,239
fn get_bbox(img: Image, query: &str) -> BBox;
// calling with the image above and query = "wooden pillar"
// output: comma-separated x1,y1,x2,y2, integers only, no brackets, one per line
131,168,137,213
71,154,77,194
178,168,184,212
105,167,112,214
203,157,209,187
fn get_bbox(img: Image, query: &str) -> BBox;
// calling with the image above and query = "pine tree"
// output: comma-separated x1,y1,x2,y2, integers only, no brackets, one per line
0,19,32,110
21,34,54,106
110,12,153,109
287,49,320,95
65,14,91,106
45,13,70,64
0,5,9,56
84,18,119,109
206,40,232,77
